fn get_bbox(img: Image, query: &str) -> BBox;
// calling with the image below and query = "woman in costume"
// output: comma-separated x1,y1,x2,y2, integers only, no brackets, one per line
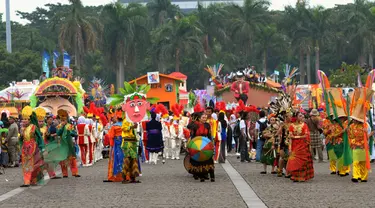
146,112,164,164
121,119,140,183
286,111,314,182
103,110,124,182
218,112,227,163
187,112,215,182
20,106,45,187
260,115,279,174
277,112,292,177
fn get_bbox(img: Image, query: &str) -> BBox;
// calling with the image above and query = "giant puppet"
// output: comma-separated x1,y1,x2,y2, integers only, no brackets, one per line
110,81,156,183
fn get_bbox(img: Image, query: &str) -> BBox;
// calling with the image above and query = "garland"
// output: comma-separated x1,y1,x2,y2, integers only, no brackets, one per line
214,82,280,96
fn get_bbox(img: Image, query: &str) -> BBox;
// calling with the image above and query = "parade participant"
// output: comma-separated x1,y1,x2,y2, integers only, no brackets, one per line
187,112,215,182
260,114,279,174
146,112,164,164
205,106,219,163
6,116,19,167
230,72,250,104
286,112,314,182
57,109,80,178
306,109,323,162
218,112,227,163
95,109,107,162
76,116,90,166
35,108,60,180
103,110,124,182
20,106,45,187
347,87,374,182
162,117,172,159
140,119,149,163
278,112,292,177
170,104,184,160
85,118,94,166
121,118,140,183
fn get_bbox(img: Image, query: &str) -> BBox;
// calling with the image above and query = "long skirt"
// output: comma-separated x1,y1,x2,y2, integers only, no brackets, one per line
260,141,275,165
121,140,140,180
22,140,44,185
286,139,314,181
107,138,124,182
187,157,215,177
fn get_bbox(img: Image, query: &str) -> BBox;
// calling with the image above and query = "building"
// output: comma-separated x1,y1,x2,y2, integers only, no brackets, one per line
130,73,188,109
119,0,243,12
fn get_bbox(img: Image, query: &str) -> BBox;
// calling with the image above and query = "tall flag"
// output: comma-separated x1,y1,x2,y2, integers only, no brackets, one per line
42,50,50,77
53,50,60,68
63,51,70,68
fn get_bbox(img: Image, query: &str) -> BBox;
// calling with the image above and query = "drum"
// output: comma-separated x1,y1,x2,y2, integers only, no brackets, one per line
187,136,214,162
184,154,191,173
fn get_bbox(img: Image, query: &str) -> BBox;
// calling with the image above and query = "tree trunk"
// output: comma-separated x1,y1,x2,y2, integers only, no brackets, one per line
75,38,81,71
299,47,305,84
306,50,311,84
263,49,267,75
358,54,365,66
175,48,180,72
203,34,209,57
117,60,125,93
369,54,373,69
315,42,320,83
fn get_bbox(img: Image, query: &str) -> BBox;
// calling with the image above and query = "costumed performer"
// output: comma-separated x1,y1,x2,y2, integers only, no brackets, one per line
260,114,279,174
170,104,184,160
230,72,250,104
146,111,164,164
57,109,80,178
76,116,90,166
103,110,124,182
286,111,314,182
205,106,219,163
347,87,374,182
20,106,45,187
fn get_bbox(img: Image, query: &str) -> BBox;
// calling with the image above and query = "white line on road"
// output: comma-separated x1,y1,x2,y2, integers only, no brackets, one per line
0,170,62,202
221,161,267,208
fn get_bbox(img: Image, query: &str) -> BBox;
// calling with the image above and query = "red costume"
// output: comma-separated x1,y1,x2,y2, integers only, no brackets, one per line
141,121,149,161
76,123,89,166
230,81,250,100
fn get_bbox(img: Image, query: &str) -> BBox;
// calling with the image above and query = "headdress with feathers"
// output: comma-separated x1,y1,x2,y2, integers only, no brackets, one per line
269,92,293,120
171,104,184,120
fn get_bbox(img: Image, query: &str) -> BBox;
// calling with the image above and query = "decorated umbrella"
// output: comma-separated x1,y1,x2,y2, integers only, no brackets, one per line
187,136,214,162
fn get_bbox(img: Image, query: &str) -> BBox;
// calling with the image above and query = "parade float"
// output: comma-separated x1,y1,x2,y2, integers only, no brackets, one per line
29,67,84,116
0,79,39,117
204,63,283,107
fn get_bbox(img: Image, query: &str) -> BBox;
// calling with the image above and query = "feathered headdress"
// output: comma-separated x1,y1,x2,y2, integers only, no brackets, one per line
88,77,108,107
193,102,204,113
282,64,299,85
235,100,246,114
215,101,226,114
269,92,293,120
110,81,158,106
204,63,224,80
171,104,184,120
84,102,96,118
155,104,169,118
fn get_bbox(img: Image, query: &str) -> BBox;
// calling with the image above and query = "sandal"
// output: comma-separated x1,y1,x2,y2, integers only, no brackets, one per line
260,171,267,174
130,180,141,183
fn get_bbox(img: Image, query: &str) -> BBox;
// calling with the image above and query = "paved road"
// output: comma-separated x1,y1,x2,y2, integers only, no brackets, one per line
0,159,246,208
1,155,375,208
228,156,375,208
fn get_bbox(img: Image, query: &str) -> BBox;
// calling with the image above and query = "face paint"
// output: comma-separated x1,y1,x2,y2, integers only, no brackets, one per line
122,93,150,123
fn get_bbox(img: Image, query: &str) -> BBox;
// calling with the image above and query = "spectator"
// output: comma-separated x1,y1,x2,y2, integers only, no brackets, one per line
0,129,9,170
258,73,267,85
6,116,19,167
39,72,47,82
239,111,251,162
255,111,268,162
1,113,10,128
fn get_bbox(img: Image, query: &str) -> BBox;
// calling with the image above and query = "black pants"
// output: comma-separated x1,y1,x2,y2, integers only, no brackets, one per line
227,128,233,152
219,140,226,163
239,136,250,161
234,136,240,153
236,94,248,104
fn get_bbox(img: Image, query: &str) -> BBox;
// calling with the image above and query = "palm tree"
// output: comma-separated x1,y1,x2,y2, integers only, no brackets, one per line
152,15,204,72
58,0,99,70
226,0,270,59
147,0,179,27
305,6,333,80
101,3,148,90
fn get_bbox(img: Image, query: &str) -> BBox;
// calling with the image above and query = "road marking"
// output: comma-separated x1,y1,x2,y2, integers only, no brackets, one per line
0,170,62,202
221,161,267,208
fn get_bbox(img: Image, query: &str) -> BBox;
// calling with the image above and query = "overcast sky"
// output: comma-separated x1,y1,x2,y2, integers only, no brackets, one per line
1,0,354,23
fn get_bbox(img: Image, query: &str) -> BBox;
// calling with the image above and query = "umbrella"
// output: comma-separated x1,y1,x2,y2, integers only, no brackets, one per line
187,136,214,162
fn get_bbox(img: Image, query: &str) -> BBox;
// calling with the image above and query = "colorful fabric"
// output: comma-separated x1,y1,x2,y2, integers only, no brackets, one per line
352,161,368,180
60,156,79,177
107,146,123,182
348,123,367,149
310,132,322,148
260,141,275,165
113,136,124,175
286,122,314,181
121,120,135,138
122,157,139,180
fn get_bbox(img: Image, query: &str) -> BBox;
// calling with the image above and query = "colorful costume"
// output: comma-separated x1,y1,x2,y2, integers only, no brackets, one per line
57,109,80,178
286,122,314,182
146,118,164,164
20,106,45,187
121,120,140,182
260,124,278,166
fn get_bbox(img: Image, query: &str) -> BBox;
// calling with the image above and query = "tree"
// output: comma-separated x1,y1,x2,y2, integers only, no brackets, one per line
58,0,99,70
101,3,148,90
147,0,179,27
152,15,204,72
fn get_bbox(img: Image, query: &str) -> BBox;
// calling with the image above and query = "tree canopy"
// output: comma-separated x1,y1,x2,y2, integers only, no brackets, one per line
1,0,375,89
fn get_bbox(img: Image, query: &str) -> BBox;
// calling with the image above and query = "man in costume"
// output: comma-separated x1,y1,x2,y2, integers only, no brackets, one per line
20,106,45,187
170,104,184,160
162,117,172,159
230,72,250,104
140,119,150,163
57,109,80,178
347,87,374,182
76,116,90,166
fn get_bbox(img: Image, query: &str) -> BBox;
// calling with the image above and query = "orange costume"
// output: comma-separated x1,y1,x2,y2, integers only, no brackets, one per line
106,122,124,182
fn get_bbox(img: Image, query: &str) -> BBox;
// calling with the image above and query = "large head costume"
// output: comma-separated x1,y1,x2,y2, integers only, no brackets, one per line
88,77,108,107
30,77,84,117
110,81,157,123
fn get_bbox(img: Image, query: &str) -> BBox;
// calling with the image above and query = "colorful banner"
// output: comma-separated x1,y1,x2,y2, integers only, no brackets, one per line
42,50,50,77
63,51,70,68
53,50,60,68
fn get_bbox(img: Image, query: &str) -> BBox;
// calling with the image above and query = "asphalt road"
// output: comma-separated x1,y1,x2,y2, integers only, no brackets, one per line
1,155,375,208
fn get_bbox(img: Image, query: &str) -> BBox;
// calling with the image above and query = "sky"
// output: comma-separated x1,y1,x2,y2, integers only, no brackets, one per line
1,0,354,24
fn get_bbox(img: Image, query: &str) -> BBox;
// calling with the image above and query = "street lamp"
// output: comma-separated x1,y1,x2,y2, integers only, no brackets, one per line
5,0,12,53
